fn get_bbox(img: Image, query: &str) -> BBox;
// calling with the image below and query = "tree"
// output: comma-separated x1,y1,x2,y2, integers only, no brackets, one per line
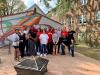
41,0,73,17
0,0,26,16
40,0,52,8
72,0,100,48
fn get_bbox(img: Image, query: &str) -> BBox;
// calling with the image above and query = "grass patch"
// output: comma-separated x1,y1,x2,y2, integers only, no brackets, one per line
75,46,100,61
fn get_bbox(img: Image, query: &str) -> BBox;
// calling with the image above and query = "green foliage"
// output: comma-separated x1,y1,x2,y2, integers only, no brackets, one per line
40,0,52,8
0,0,26,16
76,46,100,60
41,0,73,17
56,0,73,17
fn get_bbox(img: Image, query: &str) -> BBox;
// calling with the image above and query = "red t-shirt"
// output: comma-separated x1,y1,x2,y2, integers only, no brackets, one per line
30,27,37,33
47,31,53,43
36,32,42,41
61,31,68,37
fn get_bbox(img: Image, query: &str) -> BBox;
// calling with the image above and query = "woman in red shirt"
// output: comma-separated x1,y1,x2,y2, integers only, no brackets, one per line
47,28,53,54
36,28,42,55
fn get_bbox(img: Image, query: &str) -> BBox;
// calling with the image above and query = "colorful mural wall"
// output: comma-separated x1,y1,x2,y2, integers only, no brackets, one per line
0,9,62,47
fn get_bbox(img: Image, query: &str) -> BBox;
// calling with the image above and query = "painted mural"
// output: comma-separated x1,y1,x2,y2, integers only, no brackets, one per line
0,12,38,37
2,21,12,33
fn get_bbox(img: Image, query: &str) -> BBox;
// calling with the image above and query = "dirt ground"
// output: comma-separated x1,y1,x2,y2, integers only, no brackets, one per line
0,47,100,75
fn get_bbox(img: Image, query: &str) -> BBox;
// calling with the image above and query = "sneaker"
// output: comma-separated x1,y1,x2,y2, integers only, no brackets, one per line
40,54,43,57
44,54,47,57
37,52,40,56
61,53,65,55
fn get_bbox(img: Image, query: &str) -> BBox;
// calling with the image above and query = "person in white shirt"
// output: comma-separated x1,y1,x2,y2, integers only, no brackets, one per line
39,29,49,57
52,30,59,55
12,28,21,61
57,28,61,53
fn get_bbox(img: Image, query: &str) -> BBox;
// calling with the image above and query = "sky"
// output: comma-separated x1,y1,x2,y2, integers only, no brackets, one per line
21,0,57,13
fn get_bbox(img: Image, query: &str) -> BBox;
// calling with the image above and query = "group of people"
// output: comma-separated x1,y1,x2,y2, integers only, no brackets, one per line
8,26,76,61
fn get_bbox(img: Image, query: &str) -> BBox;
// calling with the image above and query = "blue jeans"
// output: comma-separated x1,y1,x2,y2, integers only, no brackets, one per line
40,44,47,54
61,43,65,55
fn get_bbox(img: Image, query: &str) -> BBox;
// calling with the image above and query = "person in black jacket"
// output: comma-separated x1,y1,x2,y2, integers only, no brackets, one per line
18,31,26,58
28,30,37,56
66,29,76,57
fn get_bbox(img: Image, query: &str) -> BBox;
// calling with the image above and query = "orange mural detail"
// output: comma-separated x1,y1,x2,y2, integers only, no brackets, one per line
25,16,41,27
17,18,29,26
0,9,40,40
0,16,41,40
16,11,34,26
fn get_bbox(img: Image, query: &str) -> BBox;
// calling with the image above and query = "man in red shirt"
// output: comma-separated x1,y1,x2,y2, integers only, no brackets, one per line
47,28,53,54
60,27,68,55
61,27,68,38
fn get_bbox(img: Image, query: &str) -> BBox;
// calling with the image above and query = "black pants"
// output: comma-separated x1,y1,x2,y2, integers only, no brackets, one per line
61,44,65,55
28,39,37,56
19,42,25,58
47,42,53,54
58,42,61,53
25,40,29,56
36,41,40,53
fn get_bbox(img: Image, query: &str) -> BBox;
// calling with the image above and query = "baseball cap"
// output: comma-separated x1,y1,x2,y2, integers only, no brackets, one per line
15,28,20,30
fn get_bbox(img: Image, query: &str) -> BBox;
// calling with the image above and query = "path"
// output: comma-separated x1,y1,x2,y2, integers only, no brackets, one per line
0,47,100,75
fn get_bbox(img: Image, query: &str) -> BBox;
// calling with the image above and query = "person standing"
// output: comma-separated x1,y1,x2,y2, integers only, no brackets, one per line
60,27,68,55
39,29,49,57
67,29,76,57
36,28,42,55
52,30,59,55
61,27,68,38
56,27,61,53
23,28,29,56
18,31,26,58
47,29,53,54
12,28,21,61
28,30,37,56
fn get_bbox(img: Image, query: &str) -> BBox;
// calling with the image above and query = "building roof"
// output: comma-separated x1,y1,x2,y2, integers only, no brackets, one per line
27,4,45,15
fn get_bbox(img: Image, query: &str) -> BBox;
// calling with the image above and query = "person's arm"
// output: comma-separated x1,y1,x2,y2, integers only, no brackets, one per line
55,37,59,44
46,34,49,43
39,34,41,40
62,42,66,47
71,38,75,45
52,34,56,44
61,37,67,47
71,39,74,43
29,34,34,41
56,36,59,44
47,34,49,40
